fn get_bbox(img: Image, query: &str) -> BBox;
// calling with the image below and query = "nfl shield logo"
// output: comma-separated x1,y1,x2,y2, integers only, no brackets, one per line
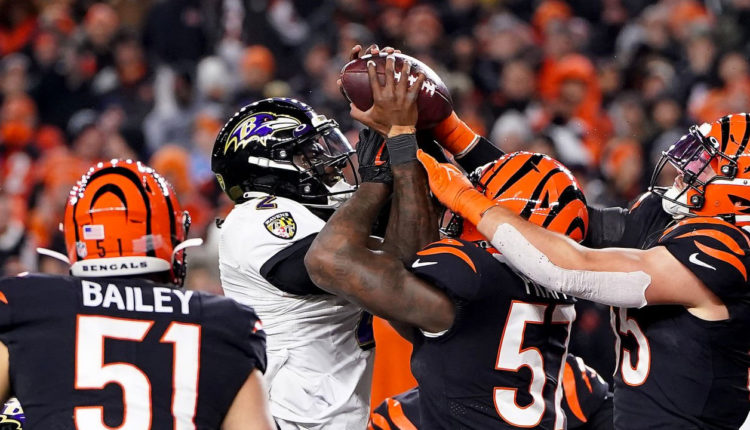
264,212,297,239
76,242,88,258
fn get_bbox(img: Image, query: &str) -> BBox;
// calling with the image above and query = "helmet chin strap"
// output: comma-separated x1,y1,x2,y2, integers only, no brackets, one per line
36,247,70,264
305,179,355,210
661,186,690,218
171,238,204,260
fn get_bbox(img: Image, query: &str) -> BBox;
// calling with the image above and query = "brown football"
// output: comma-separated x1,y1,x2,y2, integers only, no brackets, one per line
339,53,453,129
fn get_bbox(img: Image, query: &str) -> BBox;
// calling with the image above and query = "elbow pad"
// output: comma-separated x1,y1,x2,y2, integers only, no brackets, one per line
491,224,650,308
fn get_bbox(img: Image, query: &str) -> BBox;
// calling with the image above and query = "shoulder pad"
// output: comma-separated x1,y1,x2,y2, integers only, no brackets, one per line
408,239,498,301
658,217,750,299
201,293,267,373
628,191,658,212
221,196,325,269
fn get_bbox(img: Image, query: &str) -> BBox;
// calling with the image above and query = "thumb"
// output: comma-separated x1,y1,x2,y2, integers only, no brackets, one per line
417,149,439,172
349,103,368,123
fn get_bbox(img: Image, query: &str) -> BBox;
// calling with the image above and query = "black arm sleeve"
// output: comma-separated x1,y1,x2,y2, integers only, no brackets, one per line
583,206,628,248
259,234,328,295
454,136,504,172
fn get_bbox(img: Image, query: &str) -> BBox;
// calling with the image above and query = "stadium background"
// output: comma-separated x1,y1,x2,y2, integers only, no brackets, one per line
0,0,746,409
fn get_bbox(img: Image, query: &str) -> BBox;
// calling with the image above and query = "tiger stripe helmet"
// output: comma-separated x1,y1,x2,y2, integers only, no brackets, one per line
63,160,194,285
651,113,750,227
451,152,588,248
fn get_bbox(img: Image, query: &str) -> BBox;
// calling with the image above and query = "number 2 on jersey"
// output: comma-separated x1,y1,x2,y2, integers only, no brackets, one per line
494,301,575,428
74,315,201,430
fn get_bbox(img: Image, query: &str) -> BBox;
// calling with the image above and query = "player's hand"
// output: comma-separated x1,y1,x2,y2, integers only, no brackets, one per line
356,128,392,184
350,55,425,136
347,44,401,61
416,149,495,226
338,45,402,94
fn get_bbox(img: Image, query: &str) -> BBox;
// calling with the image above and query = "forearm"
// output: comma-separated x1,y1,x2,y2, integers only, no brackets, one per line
306,231,453,332
477,206,650,308
382,160,439,261
317,183,391,249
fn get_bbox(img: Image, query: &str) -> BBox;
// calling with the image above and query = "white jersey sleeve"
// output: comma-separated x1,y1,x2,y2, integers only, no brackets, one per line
218,195,374,429
220,195,325,283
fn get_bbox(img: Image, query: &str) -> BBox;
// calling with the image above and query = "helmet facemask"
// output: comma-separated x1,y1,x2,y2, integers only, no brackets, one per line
650,124,737,218
287,121,358,209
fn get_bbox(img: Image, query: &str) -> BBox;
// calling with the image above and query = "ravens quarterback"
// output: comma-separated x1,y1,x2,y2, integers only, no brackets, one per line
305,55,590,429
0,160,274,429
210,45,502,428
420,113,750,429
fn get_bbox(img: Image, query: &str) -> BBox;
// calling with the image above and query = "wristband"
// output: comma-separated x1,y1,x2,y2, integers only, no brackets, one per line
386,133,418,165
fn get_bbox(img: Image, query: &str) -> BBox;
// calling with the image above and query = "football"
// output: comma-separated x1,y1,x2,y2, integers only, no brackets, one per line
339,53,453,129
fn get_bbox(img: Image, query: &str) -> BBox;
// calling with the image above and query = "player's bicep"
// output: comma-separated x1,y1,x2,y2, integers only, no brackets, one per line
311,246,454,333
638,246,727,311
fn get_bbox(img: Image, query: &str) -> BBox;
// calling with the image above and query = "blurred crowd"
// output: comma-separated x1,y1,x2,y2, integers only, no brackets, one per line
2,0,750,380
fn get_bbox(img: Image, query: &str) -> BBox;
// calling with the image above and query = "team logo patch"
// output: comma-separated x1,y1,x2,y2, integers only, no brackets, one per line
264,212,297,239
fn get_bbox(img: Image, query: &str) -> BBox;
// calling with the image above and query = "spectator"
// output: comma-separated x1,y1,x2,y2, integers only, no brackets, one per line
233,45,276,108
0,191,36,277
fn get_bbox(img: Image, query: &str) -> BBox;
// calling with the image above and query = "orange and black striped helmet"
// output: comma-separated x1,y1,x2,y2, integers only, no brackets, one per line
63,160,196,285
448,152,588,248
651,113,750,226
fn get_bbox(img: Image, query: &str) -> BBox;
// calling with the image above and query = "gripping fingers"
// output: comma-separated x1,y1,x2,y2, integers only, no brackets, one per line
408,72,425,101
397,60,412,92
385,54,396,92
366,60,381,99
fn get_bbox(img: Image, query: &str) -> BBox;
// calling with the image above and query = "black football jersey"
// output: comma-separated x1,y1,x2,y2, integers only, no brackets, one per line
408,239,576,429
369,353,612,430
0,273,266,430
615,191,676,250
612,217,750,429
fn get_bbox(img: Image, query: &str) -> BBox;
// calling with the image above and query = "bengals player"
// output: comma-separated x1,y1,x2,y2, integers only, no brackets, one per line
368,354,613,430
419,113,750,428
307,126,590,430
0,160,274,429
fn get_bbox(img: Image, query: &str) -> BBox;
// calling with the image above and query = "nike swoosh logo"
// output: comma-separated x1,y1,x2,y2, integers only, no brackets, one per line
412,259,438,268
689,252,716,270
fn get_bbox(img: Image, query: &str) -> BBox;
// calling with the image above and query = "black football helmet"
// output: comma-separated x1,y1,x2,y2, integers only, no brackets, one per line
212,98,357,209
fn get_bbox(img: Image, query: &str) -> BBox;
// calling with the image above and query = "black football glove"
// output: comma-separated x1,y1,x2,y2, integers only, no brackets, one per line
356,128,392,184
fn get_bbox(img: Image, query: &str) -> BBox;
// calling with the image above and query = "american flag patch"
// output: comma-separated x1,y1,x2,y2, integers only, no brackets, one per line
82,225,105,240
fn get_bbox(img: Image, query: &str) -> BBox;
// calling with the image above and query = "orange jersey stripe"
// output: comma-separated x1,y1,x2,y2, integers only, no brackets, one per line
663,217,750,247
562,362,588,423
675,229,746,255
387,398,418,430
434,238,464,247
370,412,392,430
417,246,476,273
0,291,8,304
695,241,748,281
